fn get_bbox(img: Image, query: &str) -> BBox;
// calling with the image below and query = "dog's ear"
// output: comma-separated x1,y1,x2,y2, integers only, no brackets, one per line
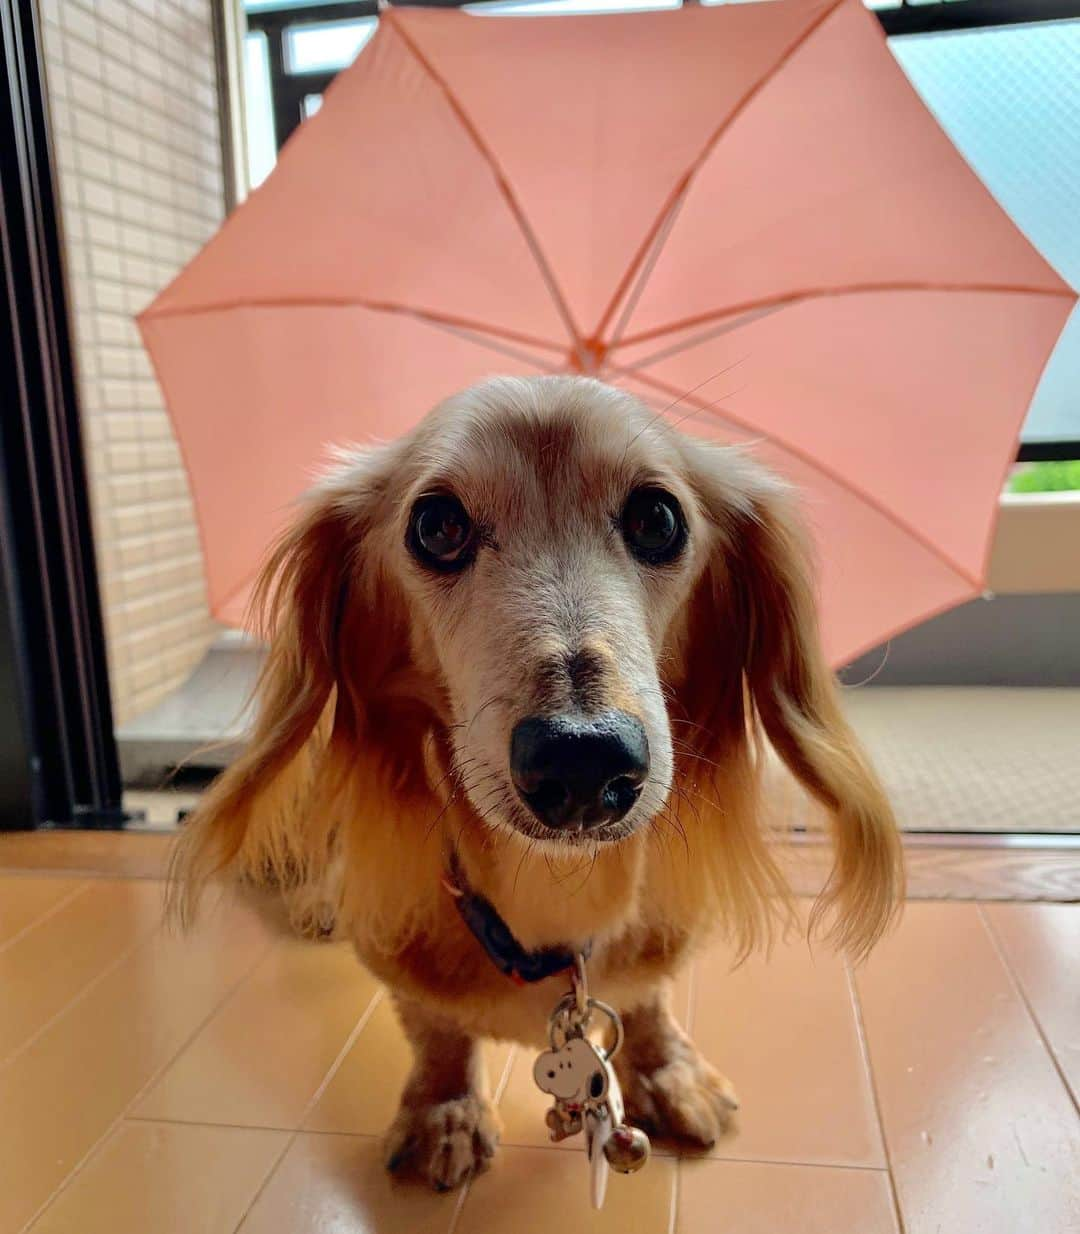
169,446,419,925
674,446,903,959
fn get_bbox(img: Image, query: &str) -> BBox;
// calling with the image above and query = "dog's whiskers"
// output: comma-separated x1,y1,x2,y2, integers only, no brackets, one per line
669,738,727,774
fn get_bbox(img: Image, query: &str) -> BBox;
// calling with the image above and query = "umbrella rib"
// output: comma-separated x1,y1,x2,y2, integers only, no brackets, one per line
612,280,1076,353
385,12,585,365
591,0,847,344
609,360,985,591
140,295,567,356
620,302,788,372
424,317,565,373
605,188,689,356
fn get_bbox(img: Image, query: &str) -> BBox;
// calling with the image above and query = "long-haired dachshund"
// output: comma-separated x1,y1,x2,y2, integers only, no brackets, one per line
172,375,902,1191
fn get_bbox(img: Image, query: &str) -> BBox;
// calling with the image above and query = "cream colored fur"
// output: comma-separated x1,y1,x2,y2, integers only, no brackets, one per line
170,376,903,1189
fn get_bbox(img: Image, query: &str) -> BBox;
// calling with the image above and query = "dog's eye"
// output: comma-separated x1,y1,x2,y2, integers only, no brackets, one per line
409,494,475,571
621,487,685,564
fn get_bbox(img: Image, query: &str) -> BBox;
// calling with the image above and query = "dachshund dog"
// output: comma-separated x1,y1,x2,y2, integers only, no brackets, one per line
172,375,902,1191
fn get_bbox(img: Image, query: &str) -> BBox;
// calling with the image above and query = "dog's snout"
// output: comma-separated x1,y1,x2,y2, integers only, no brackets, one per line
509,711,650,831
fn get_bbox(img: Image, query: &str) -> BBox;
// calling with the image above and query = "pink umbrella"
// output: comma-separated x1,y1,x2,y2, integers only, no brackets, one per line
139,0,1074,662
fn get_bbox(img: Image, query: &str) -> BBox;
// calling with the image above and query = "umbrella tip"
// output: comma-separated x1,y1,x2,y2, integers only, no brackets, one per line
568,338,608,377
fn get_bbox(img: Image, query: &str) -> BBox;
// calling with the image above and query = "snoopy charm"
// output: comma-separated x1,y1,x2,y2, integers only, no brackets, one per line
533,960,651,1208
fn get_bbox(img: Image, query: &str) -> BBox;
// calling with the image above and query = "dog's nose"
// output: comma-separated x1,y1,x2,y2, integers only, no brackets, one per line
509,712,650,831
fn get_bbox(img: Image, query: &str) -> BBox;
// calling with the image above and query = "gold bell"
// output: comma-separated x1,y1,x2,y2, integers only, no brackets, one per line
603,1124,651,1173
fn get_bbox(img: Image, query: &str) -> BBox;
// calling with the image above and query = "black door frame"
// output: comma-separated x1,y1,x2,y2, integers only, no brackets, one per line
0,0,125,829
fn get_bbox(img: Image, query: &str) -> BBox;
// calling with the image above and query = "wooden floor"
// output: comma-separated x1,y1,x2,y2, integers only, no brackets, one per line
1,848,1077,1233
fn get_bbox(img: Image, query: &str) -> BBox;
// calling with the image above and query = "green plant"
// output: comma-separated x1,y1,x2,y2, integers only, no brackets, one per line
1008,460,1080,493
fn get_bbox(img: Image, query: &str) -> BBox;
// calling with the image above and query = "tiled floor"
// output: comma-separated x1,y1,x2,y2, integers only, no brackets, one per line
1,871,1077,1234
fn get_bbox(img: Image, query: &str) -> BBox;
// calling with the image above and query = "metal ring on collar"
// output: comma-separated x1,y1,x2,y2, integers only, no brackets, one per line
547,994,624,1060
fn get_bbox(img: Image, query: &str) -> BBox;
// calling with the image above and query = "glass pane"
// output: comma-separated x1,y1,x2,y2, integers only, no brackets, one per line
284,17,378,73
242,32,277,190
890,21,1080,447
470,0,680,15
303,93,323,119
245,0,358,10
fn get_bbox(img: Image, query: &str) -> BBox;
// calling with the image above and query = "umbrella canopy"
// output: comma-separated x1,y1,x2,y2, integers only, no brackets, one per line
139,0,1074,662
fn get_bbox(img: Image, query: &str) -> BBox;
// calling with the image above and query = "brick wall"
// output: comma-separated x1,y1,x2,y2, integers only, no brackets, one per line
38,0,224,725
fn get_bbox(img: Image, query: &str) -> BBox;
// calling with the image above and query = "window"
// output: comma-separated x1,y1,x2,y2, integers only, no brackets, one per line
284,17,378,73
890,19,1080,461
242,1,380,184
242,30,277,188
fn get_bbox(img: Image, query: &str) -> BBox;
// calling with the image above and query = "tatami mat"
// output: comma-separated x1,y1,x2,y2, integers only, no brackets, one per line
844,687,1080,834
122,687,1080,837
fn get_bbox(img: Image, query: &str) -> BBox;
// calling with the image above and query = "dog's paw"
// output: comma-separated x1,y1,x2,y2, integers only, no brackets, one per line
384,1093,501,1191
618,1046,739,1149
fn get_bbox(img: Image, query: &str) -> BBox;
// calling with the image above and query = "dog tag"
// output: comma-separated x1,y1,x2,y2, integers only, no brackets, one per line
584,1052,625,1209
586,1106,613,1208
584,1048,649,1205
534,957,650,1209
532,1034,611,1130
